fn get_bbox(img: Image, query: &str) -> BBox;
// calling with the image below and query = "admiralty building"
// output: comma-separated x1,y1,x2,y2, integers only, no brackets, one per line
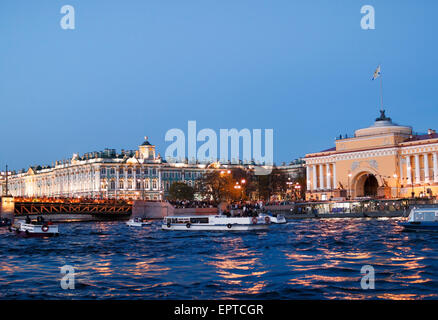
0,138,303,200
305,111,438,200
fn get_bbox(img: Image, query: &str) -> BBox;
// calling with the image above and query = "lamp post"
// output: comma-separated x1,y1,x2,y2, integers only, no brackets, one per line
393,173,399,198
286,177,293,200
294,183,302,201
234,182,242,201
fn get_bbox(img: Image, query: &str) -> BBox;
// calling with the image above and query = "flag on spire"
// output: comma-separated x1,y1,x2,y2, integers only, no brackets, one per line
372,65,381,80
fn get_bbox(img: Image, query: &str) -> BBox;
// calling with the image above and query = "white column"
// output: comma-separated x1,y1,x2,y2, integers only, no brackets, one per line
415,154,421,184
312,165,317,191
116,166,119,198
399,156,403,183
306,166,311,190
96,167,101,193
406,156,412,185
133,166,137,191
433,152,438,183
326,164,331,189
319,164,324,190
333,163,337,189
424,154,430,183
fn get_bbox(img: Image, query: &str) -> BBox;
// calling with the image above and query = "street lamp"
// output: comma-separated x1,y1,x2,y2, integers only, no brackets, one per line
286,178,293,200
294,183,301,200
407,166,414,198
234,182,243,201
393,173,399,198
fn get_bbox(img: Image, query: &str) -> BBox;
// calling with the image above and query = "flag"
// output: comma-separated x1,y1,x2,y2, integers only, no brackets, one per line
372,65,381,80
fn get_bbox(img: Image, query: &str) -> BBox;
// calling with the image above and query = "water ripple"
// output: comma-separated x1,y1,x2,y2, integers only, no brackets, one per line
1,218,438,299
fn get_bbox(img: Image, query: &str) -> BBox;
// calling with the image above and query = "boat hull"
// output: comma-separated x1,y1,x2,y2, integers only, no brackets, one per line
161,224,269,231
9,221,59,237
400,222,438,232
126,222,151,227
12,229,59,238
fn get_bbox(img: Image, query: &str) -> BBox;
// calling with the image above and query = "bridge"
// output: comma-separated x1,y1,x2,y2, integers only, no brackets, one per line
1,197,131,221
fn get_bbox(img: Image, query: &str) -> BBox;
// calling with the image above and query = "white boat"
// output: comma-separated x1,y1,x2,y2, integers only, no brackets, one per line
162,215,270,231
399,207,438,231
259,212,287,224
9,220,59,237
126,217,152,227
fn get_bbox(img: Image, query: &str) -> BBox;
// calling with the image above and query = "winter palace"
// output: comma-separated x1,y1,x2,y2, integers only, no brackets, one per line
0,138,303,200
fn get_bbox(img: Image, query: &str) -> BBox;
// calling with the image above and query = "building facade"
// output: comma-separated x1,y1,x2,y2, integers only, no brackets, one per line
305,111,438,200
0,138,304,200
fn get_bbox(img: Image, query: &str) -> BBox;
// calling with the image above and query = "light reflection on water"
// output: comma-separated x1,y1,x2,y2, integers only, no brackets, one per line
0,218,438,299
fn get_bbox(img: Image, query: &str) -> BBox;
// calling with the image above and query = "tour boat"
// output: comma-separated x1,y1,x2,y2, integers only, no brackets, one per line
162,215,270,231
9,220,59,237
126,217,152,227
399,207,438,231
258,212,287,224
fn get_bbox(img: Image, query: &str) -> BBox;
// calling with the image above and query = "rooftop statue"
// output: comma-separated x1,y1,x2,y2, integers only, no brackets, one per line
376,109,391,122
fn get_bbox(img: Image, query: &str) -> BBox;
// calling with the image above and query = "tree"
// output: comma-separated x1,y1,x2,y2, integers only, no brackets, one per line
253,167,289,201
168,182,194,201
196,170,235,203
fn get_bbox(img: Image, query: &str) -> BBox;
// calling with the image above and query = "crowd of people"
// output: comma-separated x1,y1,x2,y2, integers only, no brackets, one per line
168,200,217,209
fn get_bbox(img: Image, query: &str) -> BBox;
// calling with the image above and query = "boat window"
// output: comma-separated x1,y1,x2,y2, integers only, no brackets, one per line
190,218,209,224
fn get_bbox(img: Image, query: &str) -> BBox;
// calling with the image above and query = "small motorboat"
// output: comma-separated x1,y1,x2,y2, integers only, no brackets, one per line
0,217,12,227
399,207,438,232
9,220,59,237
126,217,152,227
162,215,270,231
259,212,287,224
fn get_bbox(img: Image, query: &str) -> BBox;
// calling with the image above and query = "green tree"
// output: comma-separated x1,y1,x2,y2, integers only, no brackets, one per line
168,182,194,201
196,170,235,203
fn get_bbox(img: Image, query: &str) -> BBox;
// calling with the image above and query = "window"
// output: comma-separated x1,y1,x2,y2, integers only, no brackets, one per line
144,168,148,175
110,168,115,175
100,168,106,175
119,168,124,175
110,180,116,190
127,168,132,175
136,168,140,175
136,181,141,189
152,180,157,189
119,181,124,189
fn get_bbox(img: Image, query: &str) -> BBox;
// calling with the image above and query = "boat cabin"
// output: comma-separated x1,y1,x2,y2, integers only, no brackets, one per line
408,208,438,222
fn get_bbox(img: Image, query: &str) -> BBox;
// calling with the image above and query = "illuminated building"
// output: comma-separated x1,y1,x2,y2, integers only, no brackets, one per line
0,138,304,200
305,111,438,200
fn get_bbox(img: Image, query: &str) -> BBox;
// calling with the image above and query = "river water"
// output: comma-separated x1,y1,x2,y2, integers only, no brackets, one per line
1,218,437,299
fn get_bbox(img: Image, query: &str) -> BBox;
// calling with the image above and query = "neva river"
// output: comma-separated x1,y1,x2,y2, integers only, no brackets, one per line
1,218,437,299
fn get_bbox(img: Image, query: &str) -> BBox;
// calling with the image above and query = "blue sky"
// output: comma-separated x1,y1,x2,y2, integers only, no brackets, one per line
1,0,437,170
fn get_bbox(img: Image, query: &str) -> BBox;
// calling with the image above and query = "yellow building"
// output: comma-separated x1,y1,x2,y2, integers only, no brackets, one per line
305,111,438,200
